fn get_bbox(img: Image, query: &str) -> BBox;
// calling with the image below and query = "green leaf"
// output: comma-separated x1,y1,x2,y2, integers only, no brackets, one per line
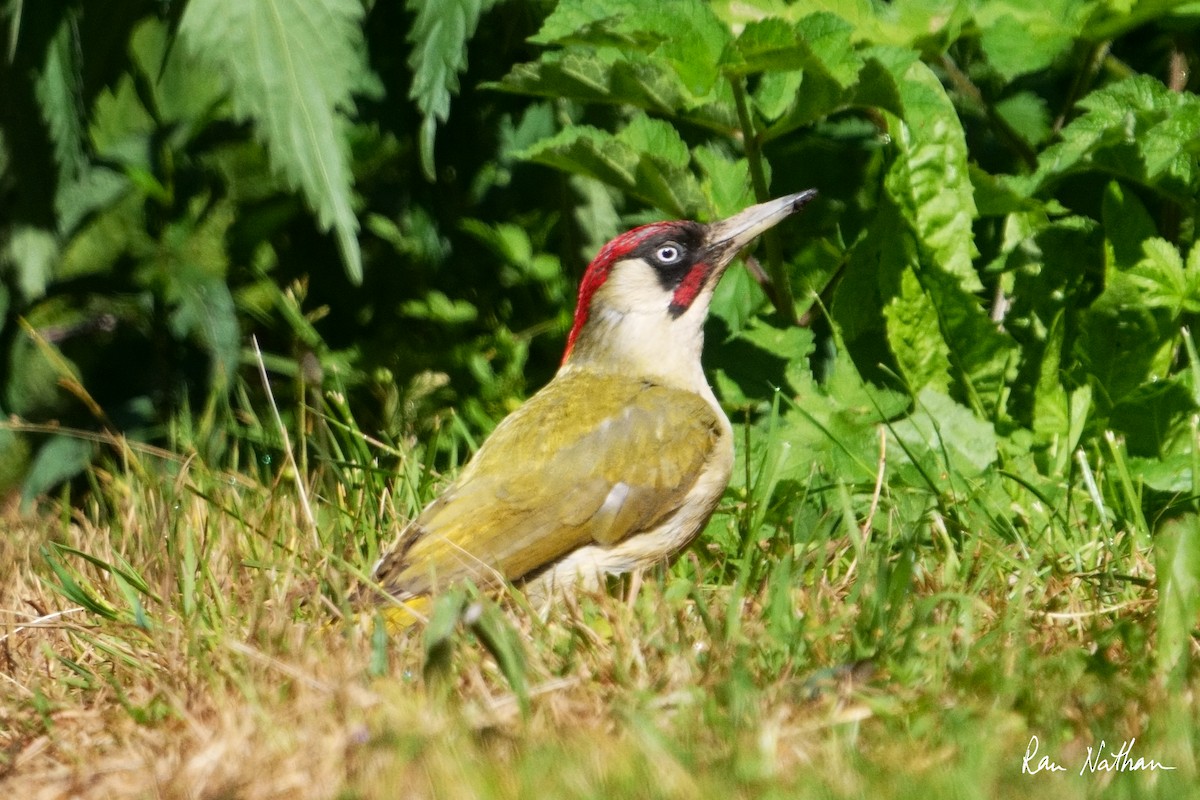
1127,238,1200,316
993,91,1052,148
406,0,495,181
885,264,952,394
34,15,86,184
1102,179,1157,272
723,13,862,87
1157,514,1200,684
168,265,241,387
976,2,1084,81
692,144,754,219
891,387,999,480
870,48,980,291
851,48,1017,414
3,226,57,302
531,0,731,97
21,435,96,509
466,600,530,717
514,114,702,217
400,290,479,325
178,0,373,283
711,318,813,407
776,341,909,485
1022,75,1200,202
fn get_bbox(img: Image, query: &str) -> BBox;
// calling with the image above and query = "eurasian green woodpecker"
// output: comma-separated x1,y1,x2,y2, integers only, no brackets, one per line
367,191,817,622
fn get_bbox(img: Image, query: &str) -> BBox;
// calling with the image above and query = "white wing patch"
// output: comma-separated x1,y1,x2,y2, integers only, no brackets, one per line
592,481,631,545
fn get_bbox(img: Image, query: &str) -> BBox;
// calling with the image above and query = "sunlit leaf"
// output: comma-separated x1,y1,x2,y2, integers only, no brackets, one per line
178,0,373,283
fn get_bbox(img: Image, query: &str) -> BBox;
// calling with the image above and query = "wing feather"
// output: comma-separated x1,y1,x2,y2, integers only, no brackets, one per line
374,370,720,597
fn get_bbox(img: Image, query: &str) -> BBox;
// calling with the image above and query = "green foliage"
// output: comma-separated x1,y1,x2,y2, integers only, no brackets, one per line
406,0,497,180
178,0,372,283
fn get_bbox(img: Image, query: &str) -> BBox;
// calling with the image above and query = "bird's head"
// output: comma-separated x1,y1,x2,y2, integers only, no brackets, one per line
561,191,817,382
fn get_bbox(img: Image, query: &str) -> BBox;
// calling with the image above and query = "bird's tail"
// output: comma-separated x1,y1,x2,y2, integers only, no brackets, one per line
373,595,431,632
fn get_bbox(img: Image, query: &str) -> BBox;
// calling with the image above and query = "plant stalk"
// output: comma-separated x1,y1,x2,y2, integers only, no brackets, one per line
730,76,797,325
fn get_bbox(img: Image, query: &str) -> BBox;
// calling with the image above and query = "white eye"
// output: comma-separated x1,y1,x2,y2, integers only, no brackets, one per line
655,243,683,264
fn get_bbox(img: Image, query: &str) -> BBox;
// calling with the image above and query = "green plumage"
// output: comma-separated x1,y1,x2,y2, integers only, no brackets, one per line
374,367,721,598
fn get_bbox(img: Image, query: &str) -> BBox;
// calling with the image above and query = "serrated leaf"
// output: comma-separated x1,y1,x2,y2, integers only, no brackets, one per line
406,0,494,180
497,48,683,112
1025,75,1200,202
1127,238,1197,315
869,48,980,291
495,47,739,132
35,16,86,184
692,144,754,219
531,0,731,97
775,339,908,485
891,387,999,479
514,115,702,216
178,0,371,283
977,2,1083,81
724,13,862,87
885,264,952,394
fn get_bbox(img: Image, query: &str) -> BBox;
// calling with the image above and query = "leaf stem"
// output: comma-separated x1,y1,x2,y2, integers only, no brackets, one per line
730,76,797,324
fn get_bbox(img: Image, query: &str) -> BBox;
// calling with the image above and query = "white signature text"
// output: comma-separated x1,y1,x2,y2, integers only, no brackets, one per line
1022,735,1176,776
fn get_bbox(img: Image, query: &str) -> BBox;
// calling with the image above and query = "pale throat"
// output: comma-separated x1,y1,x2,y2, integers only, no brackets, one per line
562,293,714,396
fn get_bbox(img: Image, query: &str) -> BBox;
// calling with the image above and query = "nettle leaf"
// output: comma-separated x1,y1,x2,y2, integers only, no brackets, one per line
178,0,373,283
732,13,862,136
1126,238,1200,316
858,48,1016,412
775,340,909,485
723,13,862,87
406,0,496,181
891,387,999,480
975,1,1084,81
869,48,979,291
496,48,739,132
514,114,702,217
885,265,952,395
35,16,86,185
531,0,731,97
692,144,754,218
498,49,685,115
1022,75,1200,202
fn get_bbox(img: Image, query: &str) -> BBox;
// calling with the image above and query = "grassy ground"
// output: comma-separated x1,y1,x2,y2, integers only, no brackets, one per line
1,419,1197,800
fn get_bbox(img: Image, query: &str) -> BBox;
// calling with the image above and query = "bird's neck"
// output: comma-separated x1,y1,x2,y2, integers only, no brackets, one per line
560,299,714,399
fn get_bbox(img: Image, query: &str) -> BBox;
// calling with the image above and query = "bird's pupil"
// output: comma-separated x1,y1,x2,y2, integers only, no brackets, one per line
658,245,679,263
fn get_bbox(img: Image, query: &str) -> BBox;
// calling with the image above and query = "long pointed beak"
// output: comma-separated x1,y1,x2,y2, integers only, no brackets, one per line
704,189,817,265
